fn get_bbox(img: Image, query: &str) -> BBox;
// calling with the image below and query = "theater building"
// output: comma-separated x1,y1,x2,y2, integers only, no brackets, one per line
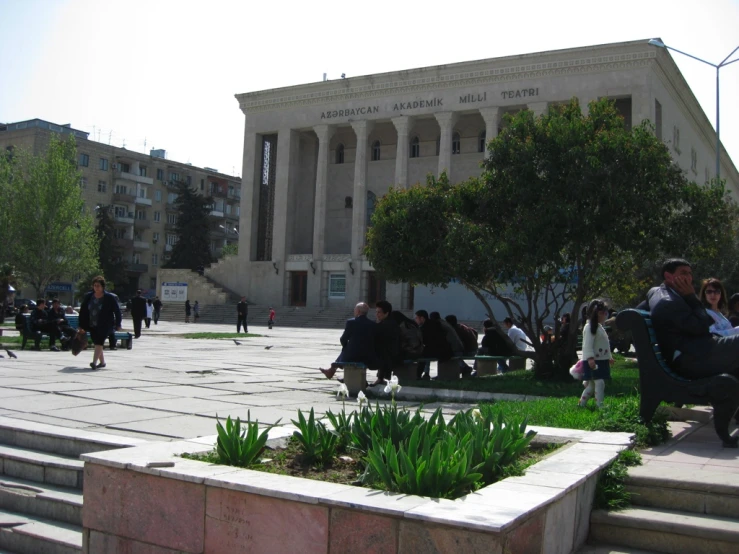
215,39,739,317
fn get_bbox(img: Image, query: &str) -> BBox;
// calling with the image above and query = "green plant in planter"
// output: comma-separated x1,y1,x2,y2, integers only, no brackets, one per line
292,408,340,466
215,412,276,468
324,409,355,452
594,449,642,510
366,420,482,499
465,408,538,482
349,401,426,455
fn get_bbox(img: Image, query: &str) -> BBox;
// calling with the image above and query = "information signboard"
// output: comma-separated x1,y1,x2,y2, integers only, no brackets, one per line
161,282,188,302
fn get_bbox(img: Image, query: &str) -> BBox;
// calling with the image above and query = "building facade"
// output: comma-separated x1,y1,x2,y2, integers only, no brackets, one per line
223,39,739,318
0,119,242,299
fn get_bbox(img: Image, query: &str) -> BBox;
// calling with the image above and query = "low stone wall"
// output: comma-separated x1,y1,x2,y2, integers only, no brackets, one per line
81,427,631,553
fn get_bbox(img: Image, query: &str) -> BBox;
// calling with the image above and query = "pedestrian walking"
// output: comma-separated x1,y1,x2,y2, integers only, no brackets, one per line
579,299,614,408
193,300,200,323
78,275,123,370
185,300,191,323
153,297,162,324
268,307,275,329
145,299,153,328
130,290,147,338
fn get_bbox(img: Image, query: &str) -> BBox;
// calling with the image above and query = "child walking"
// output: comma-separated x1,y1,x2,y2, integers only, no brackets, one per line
579,299,614,408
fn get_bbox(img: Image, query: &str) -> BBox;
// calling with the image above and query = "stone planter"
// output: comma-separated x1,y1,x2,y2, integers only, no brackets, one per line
392,363,418,384
342,365,367,396
81,426,631,553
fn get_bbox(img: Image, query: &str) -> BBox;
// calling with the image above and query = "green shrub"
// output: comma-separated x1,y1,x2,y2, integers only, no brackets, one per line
349,402,426,455
215,413,275,468
324,409,355,452
291,408,340,466
594,449,642,510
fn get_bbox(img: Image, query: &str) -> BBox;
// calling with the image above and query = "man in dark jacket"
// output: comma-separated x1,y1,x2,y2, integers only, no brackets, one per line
415,309,453,379
130,290,147,338
639,258,739,379
373,300,401,385
30,299,61,351
320,302,378,378
236,297,248,333
48,299,76,347
446,314,478,376
478,319,515,373
153,297,163,325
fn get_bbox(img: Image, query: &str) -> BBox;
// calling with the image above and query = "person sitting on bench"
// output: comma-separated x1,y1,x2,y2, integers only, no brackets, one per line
30,299,61,351
639,258,739,380
320,302,378,379
477,319,515,373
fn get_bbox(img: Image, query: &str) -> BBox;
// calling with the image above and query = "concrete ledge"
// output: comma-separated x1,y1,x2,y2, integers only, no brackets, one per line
81,426,632,553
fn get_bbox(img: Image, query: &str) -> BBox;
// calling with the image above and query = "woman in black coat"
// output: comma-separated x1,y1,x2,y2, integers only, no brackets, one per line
78,276,123,370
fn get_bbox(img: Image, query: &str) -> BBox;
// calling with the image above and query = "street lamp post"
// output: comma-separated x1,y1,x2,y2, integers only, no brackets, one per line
648,39,739,180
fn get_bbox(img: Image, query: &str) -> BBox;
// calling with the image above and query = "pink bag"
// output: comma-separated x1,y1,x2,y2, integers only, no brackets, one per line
569,359,585,380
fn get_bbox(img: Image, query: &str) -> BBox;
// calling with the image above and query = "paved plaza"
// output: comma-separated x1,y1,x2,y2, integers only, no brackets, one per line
0,320,737,474
0,321,436,441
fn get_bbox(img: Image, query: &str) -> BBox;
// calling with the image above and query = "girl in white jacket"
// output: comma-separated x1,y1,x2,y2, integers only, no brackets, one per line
579,299,614,408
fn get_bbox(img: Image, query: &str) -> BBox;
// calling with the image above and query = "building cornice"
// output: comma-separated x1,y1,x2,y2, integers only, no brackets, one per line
236,42,656,114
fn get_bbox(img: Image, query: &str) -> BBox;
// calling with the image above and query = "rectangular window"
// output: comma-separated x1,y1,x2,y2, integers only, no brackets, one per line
120,162,130,173
155,190,162,202
79,153,89,167
166,233,178,246
113,228,126,239
97,180,107,193
152,253,159,266
132,253,141,264
167,213,177,224
99,157,109,171
115,184,127,194
139,165,147,177
153,232,160,242
167,192,178,203
154,211,161,222
655,100,662,140
169,172,179,182
186,175,192,185
137,210,146,220
201,179,205,191
328,274,346,299
114,206,126,217
691,147,698,174
156,168,164,180
138,188,147,198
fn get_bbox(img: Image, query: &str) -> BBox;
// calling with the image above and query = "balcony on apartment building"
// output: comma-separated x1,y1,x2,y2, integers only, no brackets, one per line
165,222,177,231
114,169,154,186
128,263,149,273
135,195,153,206
209,209,225,218
133,240,150,251
112,191,137,203
114,213,135,225
134,219,151,229
113,238,134,249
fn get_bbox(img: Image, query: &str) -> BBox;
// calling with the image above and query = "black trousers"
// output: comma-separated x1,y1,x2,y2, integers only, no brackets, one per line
133,317,143,338
673,336,739,379
237,315,248,333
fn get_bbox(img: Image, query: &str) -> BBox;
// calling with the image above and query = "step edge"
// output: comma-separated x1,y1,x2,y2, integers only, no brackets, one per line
0,508,82,548
591,508,739,542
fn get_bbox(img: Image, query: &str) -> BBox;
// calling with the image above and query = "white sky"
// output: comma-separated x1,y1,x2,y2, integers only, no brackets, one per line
1,0,737,178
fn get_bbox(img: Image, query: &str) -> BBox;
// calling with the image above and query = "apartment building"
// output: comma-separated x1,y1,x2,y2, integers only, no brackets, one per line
0,118,242,297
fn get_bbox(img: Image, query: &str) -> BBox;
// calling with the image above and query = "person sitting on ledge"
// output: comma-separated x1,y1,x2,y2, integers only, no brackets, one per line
320,302,378,379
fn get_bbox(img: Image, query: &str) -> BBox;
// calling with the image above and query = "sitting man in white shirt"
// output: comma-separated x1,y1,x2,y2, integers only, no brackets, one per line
501,317,533,372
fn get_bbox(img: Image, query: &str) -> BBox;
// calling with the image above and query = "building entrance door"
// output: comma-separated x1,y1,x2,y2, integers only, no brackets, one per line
290,271,308,306
367,272,386,307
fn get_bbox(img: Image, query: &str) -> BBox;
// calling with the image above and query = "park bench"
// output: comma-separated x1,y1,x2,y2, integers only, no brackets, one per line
21,314,133,351
393,355,525,382
616,309,739,448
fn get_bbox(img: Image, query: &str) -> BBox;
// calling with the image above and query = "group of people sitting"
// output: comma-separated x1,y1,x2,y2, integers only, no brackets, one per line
15,299,78,351
319,301,530,385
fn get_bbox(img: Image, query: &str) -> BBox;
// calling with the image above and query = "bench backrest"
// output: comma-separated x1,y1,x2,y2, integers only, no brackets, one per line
67,314,79,328
615,309,690,383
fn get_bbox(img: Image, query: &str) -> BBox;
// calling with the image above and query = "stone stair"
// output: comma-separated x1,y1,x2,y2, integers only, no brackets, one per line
0,417,147,554
588,465,739,553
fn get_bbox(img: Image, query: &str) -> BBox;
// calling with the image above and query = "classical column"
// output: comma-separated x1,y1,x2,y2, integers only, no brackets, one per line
237,125,260,298
528,101,549,118
479,107,500,159
435,112,458,177
350,120,374,260
271,129,295,267
311,124,335,261
392,116,412,188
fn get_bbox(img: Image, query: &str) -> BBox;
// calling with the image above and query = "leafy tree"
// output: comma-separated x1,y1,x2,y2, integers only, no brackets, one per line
366,99,737,377
94,204,128,288
164,181,213,270
1,135,98,298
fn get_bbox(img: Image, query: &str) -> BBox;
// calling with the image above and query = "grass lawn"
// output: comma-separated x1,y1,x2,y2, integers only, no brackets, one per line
411,355,640,398
0,336,23,346
179,332,263,339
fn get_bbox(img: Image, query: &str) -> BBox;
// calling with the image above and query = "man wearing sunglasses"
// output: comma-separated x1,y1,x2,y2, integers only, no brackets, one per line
641,258,739,379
